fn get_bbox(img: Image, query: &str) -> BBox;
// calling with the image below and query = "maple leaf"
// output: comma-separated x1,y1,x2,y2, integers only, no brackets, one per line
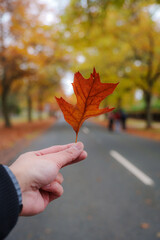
55,68,118,142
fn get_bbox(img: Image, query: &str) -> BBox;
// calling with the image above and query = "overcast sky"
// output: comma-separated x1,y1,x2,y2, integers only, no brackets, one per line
39,0,69,13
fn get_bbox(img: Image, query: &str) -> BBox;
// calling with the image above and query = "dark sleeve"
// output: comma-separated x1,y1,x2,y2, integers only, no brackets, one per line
0,165,20,239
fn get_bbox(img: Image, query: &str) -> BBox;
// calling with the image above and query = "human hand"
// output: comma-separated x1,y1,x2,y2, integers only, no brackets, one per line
9,142,87,216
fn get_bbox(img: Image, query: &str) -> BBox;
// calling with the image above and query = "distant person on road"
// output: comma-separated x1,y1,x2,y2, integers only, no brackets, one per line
120,109,127,130
108,112,115,131
114,109,121,132
0,142,87,239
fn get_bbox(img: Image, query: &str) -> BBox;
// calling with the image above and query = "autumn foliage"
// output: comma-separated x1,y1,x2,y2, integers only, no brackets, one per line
56,68,118,142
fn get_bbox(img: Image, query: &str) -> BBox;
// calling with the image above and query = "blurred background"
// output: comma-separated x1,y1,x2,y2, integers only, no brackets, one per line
1,0,160,239
0,0,160,130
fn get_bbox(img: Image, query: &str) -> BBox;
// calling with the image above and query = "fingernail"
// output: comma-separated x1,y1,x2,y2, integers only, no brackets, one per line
45,184,51,188
74,142,83,150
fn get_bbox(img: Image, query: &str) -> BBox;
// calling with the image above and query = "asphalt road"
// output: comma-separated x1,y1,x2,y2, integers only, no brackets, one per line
6,120,160,240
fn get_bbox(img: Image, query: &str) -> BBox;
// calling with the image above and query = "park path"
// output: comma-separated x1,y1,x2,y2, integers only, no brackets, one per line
6,120,160,240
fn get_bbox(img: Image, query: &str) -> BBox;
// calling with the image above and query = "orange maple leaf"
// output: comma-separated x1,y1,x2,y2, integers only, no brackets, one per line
56,68,118,142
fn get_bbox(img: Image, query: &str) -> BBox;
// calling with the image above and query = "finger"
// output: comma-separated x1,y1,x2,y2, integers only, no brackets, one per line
42,173,64,191
55,172,64,184
63,150,87,167
42,182,64,197
48,192,61,202
48,173,64,185
34,143,74,156
50,142,84,169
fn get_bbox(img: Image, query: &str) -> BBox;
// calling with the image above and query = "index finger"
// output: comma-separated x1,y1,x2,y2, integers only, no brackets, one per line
45,142,84,168
34,143,74,156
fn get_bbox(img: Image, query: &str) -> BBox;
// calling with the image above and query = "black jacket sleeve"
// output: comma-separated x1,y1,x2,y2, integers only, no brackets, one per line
0,165,19,239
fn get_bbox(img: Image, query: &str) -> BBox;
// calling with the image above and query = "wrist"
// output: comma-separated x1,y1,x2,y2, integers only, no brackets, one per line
9,165,26,193
3,165,23,213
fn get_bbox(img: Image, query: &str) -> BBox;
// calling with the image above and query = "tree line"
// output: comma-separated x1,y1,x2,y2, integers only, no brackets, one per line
0,0,68,127
60,0,160,128
0,0,160,128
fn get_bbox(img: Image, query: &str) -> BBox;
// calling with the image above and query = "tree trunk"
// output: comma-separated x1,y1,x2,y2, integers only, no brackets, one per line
27,94,32,122
0,20,11,127
1,88,11,128
27,82,32,122
38,89,43,120
144,91,152,129
117,97,122,109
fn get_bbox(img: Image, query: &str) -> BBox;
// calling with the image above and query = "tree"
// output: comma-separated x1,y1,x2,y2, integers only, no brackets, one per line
0,0,39,126
112,2,160,128
61,0,160,128
0,46,32,126
0,0,69,126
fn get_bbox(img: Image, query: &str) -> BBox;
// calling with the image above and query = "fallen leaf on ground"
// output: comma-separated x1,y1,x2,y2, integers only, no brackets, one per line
96,177,102,182
136,190,141,195
140,222,150,229
145,198,152,205
0,119,54,151
87,215,93,220
56,68,118,142
156,232,160,238
45,228,52,234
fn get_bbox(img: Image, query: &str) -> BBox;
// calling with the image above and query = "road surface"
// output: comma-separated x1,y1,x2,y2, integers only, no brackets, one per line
6,120,160,240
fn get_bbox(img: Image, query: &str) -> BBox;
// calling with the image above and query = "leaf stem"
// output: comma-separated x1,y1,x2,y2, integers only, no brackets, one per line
75,133,78,143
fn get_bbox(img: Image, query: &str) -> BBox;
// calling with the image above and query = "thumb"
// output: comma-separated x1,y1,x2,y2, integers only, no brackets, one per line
53,142,84,169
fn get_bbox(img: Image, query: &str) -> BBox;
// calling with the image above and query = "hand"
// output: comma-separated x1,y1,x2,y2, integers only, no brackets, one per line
9,142,87,216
